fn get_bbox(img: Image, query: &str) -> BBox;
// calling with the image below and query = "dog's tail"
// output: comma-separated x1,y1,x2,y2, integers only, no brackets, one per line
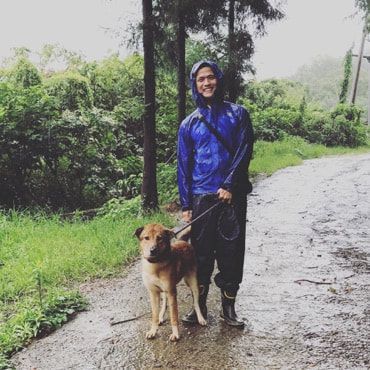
172,222,191,242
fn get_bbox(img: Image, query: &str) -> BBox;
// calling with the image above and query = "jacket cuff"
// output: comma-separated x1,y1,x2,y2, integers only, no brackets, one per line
182,206,192,212
221,184,232,192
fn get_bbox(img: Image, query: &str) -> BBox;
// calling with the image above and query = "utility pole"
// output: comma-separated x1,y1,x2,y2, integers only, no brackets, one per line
350,25,367,104
364,55,370,125
352,53,370,125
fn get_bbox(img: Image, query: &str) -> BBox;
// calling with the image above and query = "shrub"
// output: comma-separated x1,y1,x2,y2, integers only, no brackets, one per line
157,163,178,204
252,106,301,141
322,114,367,147
318,104,367,147
44,72,93,111
7,57,42,88
302,109,330,144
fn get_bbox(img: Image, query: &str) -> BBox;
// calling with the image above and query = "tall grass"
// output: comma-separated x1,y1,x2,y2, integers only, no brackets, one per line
249,136,370,176
0,210,172,368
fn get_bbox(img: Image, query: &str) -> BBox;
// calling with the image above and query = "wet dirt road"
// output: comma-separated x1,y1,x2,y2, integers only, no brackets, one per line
11,153,370,369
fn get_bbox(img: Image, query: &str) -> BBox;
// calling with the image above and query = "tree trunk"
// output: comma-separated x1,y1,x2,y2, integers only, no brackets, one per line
228,0,237,103
142,0,158,211
177,0,186,125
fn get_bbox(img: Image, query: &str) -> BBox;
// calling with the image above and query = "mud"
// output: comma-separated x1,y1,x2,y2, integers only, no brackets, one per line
11,153,370,369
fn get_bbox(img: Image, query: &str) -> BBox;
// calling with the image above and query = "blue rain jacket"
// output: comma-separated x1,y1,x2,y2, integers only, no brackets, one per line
177,60,254,211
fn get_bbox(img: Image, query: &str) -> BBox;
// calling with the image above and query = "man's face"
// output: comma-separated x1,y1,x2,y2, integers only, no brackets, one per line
195,66,217,101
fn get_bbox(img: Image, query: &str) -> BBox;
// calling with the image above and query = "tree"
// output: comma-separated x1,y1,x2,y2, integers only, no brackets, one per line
339,48,353,103
8,57,42,88
128,1,223,125
177,0,186,123
44,71,93,111
37,43,85,73
142,0,158,211
355,0,370,15
222,0,284,102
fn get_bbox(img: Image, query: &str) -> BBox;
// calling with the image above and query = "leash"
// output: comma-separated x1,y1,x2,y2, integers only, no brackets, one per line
173,201,222,237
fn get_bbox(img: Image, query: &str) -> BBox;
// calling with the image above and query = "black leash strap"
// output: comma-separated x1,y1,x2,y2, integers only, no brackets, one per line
173,201,221,237
197,112,234,156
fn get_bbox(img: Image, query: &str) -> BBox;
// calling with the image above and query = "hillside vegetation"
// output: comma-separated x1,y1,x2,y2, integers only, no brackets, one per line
1,50,368,211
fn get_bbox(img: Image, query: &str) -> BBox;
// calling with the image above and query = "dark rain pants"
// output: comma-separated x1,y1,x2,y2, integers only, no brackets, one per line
191,192,247,295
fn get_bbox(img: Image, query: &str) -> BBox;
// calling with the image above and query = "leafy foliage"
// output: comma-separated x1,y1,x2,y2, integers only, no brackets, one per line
243,79,368,147
0,290,86,368
339,48,353,104
7,57,42,88
0,51,368,211
44,72,93,111
80,54,144,111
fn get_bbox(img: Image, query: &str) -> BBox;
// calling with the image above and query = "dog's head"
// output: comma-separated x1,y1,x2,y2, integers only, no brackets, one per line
134,223,175,263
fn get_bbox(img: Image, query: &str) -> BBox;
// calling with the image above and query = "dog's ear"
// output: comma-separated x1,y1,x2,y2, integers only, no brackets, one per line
164,229,175,241
134,227,144,239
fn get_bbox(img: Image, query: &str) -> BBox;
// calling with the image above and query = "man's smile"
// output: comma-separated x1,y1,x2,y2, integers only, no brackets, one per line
196,66,217,101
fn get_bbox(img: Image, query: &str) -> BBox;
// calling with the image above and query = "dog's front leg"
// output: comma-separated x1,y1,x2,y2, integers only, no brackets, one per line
146,289,160,339
159,292,167,325
167,290,180,341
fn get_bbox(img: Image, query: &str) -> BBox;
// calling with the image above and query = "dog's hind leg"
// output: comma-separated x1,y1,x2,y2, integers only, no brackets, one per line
167,289,180,341
159,292,167,325
184,272,207,326
146,289,160,339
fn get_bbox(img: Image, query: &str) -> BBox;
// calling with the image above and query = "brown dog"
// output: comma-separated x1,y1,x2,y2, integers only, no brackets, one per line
135,223,207,341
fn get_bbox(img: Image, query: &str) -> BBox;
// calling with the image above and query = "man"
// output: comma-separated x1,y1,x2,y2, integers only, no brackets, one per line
177,60,254,327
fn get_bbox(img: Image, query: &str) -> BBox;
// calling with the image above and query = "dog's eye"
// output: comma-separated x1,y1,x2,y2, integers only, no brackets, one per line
144,236,150,240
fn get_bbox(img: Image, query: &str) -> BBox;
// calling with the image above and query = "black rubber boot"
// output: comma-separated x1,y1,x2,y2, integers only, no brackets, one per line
220,290,245,328
182,284,209,324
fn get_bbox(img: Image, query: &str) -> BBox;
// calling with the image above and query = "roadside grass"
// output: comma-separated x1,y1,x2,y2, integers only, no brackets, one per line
0,211,172,369
1,136,369,368
250,136,370,176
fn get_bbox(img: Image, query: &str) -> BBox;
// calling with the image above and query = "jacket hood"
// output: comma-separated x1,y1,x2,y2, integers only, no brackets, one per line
190,60,224,108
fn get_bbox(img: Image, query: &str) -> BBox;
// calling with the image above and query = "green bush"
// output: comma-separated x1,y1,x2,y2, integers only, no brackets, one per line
7,57,42,88
250,99,368,148
322,115,367,147
156,71,180,162
157,162,178,204
302,109,329,144
305,104,367,147
252,106,301,141
98,196,143,219
81,54,144,111
0,82,58,208
244,79,307,109
44,72,93,111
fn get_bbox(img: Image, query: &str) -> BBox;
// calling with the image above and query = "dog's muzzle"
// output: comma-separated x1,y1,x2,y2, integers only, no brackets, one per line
144,246,160,263
150,246,159,257
145,243,170,263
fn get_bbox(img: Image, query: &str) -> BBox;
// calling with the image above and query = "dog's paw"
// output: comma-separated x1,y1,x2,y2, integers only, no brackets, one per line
146,328,157,339
169,333,180,342
198,317,207,326
158,317,166,326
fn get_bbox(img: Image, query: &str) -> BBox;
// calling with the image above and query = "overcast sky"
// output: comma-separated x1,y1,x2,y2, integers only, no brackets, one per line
0,0,365,80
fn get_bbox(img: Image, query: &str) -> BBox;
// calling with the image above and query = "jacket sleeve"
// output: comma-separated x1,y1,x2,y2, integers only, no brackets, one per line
221,108,254,192
177,120,194,211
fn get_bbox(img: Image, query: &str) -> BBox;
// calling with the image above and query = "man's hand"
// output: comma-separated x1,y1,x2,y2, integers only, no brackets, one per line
217,188,232,204
182,210,192,223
